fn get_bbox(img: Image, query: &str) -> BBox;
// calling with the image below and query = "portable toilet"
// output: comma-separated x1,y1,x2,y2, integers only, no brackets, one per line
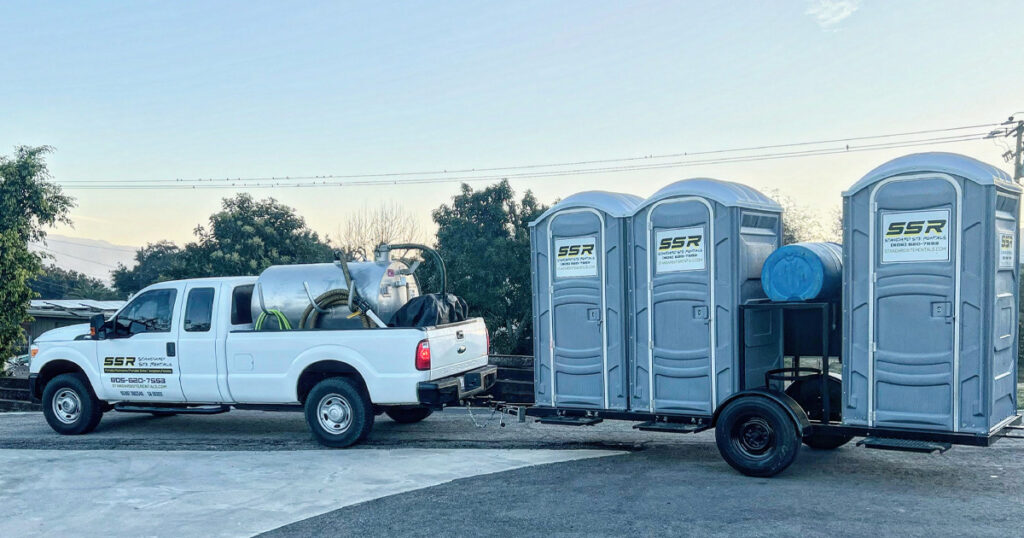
629,178,783,415
531,191,643,410
842,152,1020,434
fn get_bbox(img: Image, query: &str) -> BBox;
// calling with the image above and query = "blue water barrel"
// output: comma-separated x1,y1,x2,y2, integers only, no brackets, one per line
761,242,842,302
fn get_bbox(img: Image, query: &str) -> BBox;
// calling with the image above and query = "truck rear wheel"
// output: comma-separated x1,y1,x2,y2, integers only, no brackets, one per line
42,373,104,435
715,396,800,477
305,377,374,448
385,406,432,424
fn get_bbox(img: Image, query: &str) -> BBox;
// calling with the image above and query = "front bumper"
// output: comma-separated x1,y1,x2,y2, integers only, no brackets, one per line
28,374,40,403
417,365,497,408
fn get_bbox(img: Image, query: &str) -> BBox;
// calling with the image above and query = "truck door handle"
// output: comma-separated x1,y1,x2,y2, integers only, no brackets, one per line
457,345,467,354
166,343,176,357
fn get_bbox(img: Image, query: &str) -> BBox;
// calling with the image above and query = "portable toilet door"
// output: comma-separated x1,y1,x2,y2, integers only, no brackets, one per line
530,191,642,410
630,179,783,416
842,152,1021,434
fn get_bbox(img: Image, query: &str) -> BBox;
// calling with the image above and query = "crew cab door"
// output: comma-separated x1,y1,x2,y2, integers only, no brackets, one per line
98,285,185,402
178,283,224,403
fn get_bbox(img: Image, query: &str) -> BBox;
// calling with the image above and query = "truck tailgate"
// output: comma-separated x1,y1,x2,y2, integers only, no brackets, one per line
424,319,488,380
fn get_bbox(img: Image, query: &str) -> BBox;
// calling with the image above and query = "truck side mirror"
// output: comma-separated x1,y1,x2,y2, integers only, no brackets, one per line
90,314,106,340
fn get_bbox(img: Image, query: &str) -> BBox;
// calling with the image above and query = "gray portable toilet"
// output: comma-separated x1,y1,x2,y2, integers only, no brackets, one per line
630,178,783,416
842,152,1020,434
531,191,643,409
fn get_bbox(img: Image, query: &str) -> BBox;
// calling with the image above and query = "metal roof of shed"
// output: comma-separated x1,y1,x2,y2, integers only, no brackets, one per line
532,190,644,224
844,152,1018,196
637,178,781,212
28,299,125,319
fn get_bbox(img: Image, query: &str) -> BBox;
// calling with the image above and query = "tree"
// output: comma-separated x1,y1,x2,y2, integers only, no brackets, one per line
334,202,424,261
431,180,546,354
111,241,182,295
0,146,74,359
31,264,121,300
111,194,333,294
768,189,840,245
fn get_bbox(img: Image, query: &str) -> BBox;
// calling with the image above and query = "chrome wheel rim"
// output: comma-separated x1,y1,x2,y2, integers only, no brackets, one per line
317,393,353,435
52,389,82,425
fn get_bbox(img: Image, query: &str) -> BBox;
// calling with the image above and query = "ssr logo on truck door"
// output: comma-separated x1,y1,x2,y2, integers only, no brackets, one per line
881,209,951,263
103,356,136,367
553,236,598,278
655,226,706,273
103,356,173,374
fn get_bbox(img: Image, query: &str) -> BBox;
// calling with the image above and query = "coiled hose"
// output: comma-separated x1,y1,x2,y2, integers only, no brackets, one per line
255,309,292,331
300,288,370,329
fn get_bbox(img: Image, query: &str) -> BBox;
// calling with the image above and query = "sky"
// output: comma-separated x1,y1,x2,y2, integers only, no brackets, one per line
2,1,1023,261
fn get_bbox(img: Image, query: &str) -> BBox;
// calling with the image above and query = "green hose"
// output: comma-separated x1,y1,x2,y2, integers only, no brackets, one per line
300,288,370,329
255,309,292,331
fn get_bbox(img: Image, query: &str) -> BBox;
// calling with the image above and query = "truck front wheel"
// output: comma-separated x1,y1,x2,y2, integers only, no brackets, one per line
304,377,374,448
42,373,104,435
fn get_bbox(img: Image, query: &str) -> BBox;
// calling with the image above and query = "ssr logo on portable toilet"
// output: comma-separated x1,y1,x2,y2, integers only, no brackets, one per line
554,236,598,278
881,209,950,263
655,226,706,272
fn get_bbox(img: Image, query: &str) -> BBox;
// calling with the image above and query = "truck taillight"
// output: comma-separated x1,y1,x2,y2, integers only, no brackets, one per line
415,340,431,371
486,328,490,353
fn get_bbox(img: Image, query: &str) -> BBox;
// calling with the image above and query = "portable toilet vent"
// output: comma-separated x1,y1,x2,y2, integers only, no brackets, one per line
629,178,783,415
531,191,643,409
842,152,1020,434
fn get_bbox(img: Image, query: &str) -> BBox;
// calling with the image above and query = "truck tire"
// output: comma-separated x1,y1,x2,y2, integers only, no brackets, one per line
305,377,374,448
715,396,800,477
385,406,432,424
42,373,104,435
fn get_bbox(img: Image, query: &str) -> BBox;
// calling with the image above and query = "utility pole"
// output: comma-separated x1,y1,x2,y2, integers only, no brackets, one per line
988,115,1024,182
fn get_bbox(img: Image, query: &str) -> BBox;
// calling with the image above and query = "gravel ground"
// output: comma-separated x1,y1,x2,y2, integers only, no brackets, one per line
4,408,1024,537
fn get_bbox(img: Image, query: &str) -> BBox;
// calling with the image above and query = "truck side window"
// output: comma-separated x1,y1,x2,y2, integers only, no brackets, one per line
231,284,254,325
117,289,177,334
184,288,215,332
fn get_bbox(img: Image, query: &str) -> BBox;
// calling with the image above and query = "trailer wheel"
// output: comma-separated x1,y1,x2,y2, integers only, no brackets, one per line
785,375,853,450
42,373,104,435
305,377,374,448
385,406,433,424
715,396,800,477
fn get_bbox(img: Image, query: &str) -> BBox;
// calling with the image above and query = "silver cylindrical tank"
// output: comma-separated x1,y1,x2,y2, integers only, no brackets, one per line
251,261,420,329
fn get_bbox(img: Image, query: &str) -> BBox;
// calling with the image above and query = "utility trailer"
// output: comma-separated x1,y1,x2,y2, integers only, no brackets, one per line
493,154,1024,477
492,299,1023,477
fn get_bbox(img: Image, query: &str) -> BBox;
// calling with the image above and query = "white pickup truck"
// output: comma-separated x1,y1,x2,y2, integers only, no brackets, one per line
28,276,495,447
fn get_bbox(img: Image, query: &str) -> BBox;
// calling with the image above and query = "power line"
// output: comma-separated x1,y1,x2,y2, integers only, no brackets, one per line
40,237,137,253
55,121,1000,187
58,132,991,191
30,245,120,268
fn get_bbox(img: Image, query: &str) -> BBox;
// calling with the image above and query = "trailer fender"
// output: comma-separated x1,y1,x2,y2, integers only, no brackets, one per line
713,388,811,436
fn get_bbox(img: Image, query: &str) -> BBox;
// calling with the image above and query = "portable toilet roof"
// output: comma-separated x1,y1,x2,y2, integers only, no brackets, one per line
532,191,643,224
637,178,782,213
844,152,1018,196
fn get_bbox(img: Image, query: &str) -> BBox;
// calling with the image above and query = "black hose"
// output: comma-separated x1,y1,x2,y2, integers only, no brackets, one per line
299,288,369,329
386,243,447,297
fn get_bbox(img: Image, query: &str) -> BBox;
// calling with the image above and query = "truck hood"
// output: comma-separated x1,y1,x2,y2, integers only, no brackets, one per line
34,323,91,343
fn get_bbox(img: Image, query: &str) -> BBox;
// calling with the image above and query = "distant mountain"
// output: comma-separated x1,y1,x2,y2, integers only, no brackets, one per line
28,235,138,285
